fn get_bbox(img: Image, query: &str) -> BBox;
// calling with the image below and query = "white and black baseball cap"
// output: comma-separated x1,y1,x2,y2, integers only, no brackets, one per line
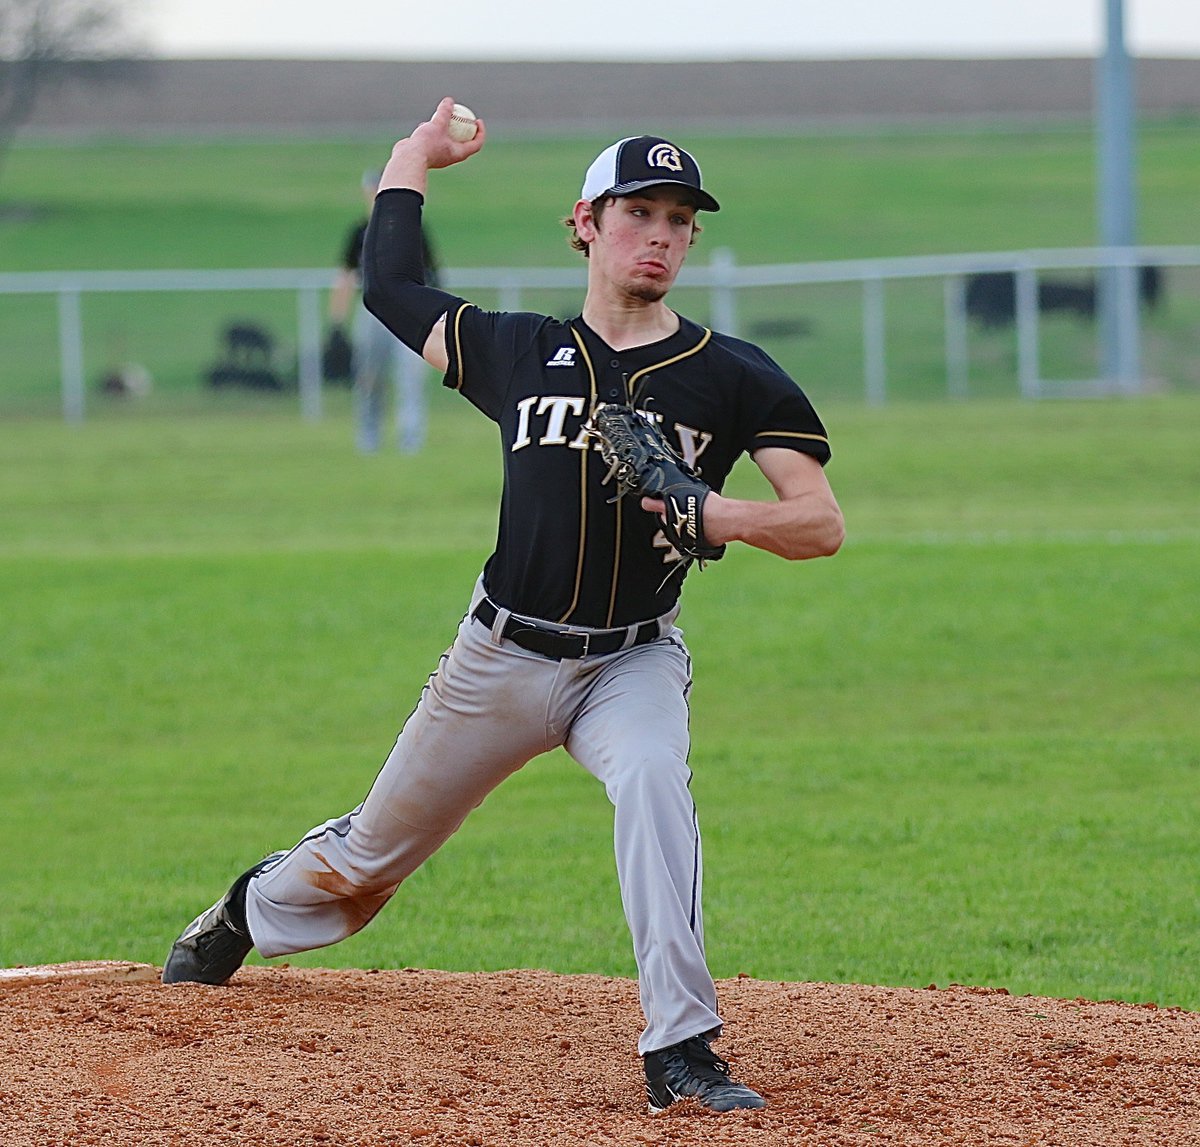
580,136,720,212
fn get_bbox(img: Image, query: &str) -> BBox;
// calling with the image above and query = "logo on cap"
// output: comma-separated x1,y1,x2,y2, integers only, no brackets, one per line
580,135,721,212
646,143,684,173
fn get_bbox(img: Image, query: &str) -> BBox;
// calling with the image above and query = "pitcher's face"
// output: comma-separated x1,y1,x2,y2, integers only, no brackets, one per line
583,189,697,304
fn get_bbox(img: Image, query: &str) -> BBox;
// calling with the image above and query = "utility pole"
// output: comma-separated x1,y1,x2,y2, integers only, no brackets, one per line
1095,0,1141,392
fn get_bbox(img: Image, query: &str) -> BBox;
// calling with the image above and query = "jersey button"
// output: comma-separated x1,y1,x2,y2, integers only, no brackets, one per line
610,359,620,368
608,388,620,398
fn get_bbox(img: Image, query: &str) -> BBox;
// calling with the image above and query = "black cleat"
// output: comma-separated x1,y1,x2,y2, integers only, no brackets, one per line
161,852,286,985
644,1034,766,1114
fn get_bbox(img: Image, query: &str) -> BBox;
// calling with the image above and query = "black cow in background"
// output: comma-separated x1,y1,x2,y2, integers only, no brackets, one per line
966,266,1163,328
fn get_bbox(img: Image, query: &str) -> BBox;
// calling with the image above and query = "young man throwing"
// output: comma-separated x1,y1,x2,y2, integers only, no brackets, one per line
163,98,844,1115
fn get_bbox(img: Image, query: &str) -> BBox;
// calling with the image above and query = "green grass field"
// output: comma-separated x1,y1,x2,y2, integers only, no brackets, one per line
3,119,1200,410
2,121,1198,1005
2,395,1198,1008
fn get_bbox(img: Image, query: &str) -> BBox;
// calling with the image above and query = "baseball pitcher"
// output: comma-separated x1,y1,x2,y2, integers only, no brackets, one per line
163,97,844,1115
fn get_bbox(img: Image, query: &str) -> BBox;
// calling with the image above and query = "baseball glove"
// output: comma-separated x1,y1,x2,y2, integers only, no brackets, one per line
321,325,353,382
586,403,726,566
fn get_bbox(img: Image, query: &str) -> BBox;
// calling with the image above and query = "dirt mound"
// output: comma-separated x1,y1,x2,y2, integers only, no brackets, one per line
3,965,1197,1146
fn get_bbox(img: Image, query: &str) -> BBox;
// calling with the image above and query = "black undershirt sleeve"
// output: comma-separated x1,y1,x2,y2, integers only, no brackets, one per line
361,188,459,354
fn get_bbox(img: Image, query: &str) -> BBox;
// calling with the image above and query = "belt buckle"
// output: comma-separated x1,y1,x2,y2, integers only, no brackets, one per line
565,629,591,657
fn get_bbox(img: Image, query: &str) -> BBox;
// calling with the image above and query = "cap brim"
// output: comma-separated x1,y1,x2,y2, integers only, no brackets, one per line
607,179,720,212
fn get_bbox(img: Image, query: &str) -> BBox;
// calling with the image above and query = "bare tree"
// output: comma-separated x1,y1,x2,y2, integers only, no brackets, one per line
0,0,141,188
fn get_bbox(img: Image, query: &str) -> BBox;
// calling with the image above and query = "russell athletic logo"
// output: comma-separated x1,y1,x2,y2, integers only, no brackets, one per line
647,143,684,173
546,347,577,367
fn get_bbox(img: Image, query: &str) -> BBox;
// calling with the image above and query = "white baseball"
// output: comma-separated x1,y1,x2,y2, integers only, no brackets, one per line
448,103,478,143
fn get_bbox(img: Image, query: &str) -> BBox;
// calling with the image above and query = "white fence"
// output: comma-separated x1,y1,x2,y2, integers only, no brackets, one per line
2,244,1198,422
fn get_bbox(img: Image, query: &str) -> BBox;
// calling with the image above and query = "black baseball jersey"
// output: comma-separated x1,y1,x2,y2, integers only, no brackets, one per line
341,221,369,275
343,220,440,288
441,301,832,628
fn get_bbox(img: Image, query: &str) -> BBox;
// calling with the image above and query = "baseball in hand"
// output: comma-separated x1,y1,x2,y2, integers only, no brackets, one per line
448,103,479,143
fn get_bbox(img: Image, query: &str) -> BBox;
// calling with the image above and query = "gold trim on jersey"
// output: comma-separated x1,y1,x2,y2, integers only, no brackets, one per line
449,302,472,391
753,430,831,447
564,323,715,625
558,327,599,624
624,327,713,399
606,496,623,628
606,333,713,622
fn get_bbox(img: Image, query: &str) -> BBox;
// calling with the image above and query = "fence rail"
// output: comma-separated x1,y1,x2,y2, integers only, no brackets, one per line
3,244,1198,422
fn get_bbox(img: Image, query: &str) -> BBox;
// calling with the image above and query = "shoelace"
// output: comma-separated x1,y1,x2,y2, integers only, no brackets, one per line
587,409,645,497
672,1036,733,1084
587,403,681,500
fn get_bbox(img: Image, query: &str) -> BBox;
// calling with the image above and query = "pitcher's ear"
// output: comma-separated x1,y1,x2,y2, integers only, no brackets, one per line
573,199,598,243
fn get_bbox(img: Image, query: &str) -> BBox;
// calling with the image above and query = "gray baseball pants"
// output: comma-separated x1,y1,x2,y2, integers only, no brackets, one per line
353,304,428,454
245,578,722,1054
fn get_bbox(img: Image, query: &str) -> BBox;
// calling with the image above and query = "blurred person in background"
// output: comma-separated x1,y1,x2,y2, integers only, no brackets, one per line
328,168,441,453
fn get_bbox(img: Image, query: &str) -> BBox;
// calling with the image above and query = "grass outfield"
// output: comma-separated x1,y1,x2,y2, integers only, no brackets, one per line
6,122,1200,271
4,121,1200,408
2,396,1197,1007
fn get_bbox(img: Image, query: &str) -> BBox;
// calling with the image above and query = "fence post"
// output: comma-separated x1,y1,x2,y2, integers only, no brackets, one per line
944,275,969,399
1113,256,1142,393
1015,264,1040,399
863,275,886,405
296,285,322,422
709,247,737,336
498,277,521,312
58,287,85,424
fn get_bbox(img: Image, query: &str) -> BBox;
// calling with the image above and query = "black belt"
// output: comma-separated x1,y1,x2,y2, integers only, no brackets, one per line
472,598,661,660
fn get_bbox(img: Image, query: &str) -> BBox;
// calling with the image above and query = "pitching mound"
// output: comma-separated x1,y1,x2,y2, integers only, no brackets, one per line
2,965,1196,1146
